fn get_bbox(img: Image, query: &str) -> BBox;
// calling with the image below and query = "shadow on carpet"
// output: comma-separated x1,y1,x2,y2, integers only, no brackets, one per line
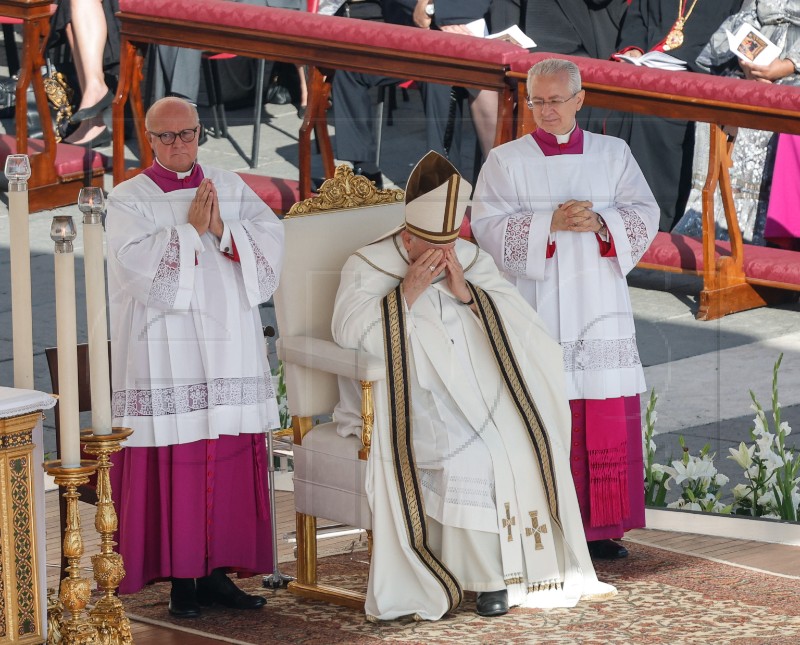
122,543,800,644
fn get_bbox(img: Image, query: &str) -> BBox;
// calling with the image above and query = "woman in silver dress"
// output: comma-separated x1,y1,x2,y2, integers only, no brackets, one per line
674,0,800,245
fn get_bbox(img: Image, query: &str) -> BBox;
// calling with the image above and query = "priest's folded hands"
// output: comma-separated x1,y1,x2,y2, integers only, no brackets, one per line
550,199,604,234
187,178,224,239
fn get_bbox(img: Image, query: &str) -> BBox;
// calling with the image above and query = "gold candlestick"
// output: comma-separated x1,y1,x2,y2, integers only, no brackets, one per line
80,428,133,645
43,460,99,645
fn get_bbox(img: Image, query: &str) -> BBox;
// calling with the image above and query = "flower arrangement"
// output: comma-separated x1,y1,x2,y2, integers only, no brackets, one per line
644,354,800,521
663,437,730,514
643,388,669,507
727,354,800,520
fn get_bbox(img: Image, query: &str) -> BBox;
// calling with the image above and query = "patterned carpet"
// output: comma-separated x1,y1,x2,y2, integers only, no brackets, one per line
122,543,800,644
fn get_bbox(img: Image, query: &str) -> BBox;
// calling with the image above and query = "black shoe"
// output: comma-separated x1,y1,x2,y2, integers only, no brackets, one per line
297,105,307,119
476,589,508,617
196,569,266,610
64,126,112,149
588,539,629,560
70,89,114,124
352,164,383,190
169,578,201,618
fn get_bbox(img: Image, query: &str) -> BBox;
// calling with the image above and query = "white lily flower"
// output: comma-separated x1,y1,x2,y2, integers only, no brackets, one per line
753,414,768,436
714,473,729,486
668,457,716,486
757,491,777,508
667,499,701,511
762,450,783,473
779,421,792,436
756,432,775,453
728,442,755,469
731,483,749,499
650,463,668,475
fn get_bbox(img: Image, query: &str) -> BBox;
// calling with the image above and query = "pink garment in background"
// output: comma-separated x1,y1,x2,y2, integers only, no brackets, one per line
765,133,800,250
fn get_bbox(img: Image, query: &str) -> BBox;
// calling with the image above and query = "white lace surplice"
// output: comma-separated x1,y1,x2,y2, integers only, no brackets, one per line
472,132,659,400
106,167,284,447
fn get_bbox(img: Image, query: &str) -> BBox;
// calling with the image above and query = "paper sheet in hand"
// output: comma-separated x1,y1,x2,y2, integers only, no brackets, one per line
487,25,536,49
613,51,687,71
466,19,535,48
726,23,781,66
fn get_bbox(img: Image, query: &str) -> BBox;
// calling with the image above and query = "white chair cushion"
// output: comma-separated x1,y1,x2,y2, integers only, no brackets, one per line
293,421,371,530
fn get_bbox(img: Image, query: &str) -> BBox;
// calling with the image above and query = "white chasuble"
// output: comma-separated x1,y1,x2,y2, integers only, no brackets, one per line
106,167,284,447
471,133,660,400
332,236,615,621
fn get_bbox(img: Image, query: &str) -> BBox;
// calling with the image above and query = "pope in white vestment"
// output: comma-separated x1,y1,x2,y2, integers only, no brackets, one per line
106,98,283,616
333,151,615,621
472,59,659,559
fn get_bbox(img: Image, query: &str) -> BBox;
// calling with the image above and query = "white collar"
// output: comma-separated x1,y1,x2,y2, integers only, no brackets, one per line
555,123,577,145
156,157,196,179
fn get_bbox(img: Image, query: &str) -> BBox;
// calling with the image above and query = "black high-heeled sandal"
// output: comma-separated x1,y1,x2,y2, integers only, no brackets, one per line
70,89,113,124
65,126,111,149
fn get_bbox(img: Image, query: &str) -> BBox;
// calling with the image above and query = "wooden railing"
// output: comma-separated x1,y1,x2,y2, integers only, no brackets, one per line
110,1,800,320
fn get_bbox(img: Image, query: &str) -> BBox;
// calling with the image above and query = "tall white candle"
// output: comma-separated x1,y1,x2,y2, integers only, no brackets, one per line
52,216,80,468
5,155,34,389
79,188,111,435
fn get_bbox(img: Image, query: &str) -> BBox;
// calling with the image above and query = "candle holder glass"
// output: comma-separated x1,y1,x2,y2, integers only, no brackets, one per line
43,460,100,645
80,428,133,644
51,215,77,254
5,153,31,188
78,187,105,225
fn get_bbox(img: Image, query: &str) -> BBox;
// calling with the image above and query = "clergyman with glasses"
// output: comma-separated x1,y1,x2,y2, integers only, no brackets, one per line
472,58,659,562
106,97,285,618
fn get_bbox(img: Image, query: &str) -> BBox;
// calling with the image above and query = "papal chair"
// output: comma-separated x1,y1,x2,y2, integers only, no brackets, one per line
272,165,404,608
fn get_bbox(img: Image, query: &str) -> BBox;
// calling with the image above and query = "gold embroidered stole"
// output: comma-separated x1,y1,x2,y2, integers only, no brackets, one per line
467,283,562,530
380,285,463,614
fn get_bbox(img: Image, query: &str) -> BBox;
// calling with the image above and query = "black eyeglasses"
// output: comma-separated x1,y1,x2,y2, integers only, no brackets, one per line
148,126,200,145
526,91,580,110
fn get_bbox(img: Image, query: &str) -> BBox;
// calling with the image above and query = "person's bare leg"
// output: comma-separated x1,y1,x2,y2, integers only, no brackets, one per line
65,24,87,93
70,0,110,110
295,64,308,117
469,90,499,159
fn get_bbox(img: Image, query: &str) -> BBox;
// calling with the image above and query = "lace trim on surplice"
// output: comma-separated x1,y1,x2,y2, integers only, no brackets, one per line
149,228,181,307
245,229,278,302
112,374,275,417
618,207,648,264
561,337,641,373
503,215,533,274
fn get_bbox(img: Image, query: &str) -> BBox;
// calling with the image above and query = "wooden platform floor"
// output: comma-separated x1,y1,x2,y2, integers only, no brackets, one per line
44,488,800,643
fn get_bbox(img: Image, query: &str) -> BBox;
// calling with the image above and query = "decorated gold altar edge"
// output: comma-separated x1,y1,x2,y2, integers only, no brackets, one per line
0,388,56,644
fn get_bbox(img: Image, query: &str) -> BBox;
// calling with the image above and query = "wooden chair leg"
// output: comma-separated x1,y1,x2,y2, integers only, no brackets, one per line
697,124,770,320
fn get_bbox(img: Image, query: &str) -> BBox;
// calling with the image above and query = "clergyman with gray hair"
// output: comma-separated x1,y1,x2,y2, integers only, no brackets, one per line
472,58,660,561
